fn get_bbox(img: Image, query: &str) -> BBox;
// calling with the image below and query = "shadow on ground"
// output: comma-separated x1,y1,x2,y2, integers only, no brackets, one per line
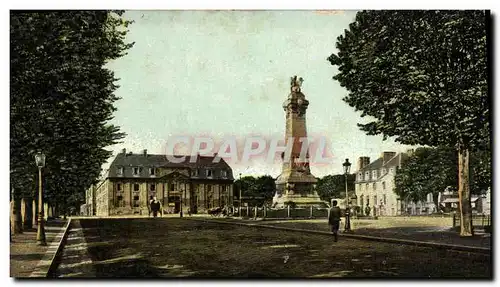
52,218,491,278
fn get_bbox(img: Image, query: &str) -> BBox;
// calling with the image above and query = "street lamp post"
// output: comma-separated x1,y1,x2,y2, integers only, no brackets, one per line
180,187,184,218
239,173,242,217
35,152,46,246
343,158,352,232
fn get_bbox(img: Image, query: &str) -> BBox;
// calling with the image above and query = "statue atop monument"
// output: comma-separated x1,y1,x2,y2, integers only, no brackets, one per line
290,75,304,92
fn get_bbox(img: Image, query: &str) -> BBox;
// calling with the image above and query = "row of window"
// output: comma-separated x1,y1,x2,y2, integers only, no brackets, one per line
116,167,229,178
359,181,387,192
115,183,227,193
358,167,397,181
359,194,388,207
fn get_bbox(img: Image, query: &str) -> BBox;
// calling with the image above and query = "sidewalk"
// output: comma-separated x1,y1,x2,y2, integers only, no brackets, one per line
10,218,68,278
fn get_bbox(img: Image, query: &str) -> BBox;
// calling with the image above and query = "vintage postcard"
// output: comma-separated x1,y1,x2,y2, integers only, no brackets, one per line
9,9,491,279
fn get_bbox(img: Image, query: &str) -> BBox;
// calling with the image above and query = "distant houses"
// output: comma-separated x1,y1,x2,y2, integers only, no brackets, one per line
354,150,435,216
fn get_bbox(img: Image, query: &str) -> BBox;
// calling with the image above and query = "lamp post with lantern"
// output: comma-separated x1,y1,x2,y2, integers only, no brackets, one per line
238,173,242,217
35,152,46,246
342,158,352,232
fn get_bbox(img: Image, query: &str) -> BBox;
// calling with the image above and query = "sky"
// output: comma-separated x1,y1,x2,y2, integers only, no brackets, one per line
104,10,415,177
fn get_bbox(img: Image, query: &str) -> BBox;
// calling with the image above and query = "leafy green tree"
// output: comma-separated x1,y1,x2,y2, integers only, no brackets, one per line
328,10,488,236
10,11,133,232
394,147,457,209
234,175,276,206
315,174,355,203
395,147,491,210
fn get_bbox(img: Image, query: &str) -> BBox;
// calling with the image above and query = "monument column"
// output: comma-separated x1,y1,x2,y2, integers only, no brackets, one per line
273,76,323,208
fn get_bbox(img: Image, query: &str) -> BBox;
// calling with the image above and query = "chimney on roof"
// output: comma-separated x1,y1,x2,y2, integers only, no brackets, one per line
382,151,397,165
122,148,126,155
143,149,147,156
357,157,370,171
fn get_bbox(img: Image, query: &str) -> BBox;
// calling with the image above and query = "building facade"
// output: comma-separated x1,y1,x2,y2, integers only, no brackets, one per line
354,151,436,216
94,149,234,216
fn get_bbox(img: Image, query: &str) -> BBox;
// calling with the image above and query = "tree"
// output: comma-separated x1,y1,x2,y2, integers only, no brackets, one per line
234,175,276,206
394,147,457,210
395,147,491,211
328,11,488,236
10,11,133,232
315,174,355,203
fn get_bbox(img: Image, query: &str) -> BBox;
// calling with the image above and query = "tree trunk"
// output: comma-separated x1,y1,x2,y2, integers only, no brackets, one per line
12,198,23,234
458,147,473,236
23,197,33,230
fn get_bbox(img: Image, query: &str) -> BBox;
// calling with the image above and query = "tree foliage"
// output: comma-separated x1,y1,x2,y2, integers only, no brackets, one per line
315,174,355,203
234,175,276,206
328,10,488,236
394,147,457,208
395,147,491,209
10,11,134,215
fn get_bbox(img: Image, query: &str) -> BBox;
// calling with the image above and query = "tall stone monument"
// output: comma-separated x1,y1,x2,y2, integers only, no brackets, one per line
272,76,324,208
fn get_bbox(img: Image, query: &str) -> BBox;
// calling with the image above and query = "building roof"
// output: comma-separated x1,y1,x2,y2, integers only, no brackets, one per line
359,153,407,173
107,153,233,179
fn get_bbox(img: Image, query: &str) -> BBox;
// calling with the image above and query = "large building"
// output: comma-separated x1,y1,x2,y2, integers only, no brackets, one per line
354,151,436,216
94,149,234,216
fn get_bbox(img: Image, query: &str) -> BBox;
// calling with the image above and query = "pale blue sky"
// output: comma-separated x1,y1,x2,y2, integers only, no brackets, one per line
105,10,414,177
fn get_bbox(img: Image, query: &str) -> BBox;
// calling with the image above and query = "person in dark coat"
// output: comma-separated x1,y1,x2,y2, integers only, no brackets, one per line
148,195,154,217
328,200,342,242
151,197,161,218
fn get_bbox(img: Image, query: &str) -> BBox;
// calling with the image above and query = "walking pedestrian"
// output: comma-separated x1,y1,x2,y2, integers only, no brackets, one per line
148,195,154,217
151,197,161,218
328,200,342,242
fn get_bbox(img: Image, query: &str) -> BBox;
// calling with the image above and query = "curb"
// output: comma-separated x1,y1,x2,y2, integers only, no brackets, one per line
29,218,72,278
190,218,491,255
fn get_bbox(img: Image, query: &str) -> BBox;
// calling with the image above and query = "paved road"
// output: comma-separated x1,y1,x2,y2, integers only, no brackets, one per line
53,218,491,278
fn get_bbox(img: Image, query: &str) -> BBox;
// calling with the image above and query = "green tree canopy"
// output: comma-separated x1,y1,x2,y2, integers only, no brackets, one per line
315,174,355,203
10,11,134,218
328,10,488,236
234,175,276,206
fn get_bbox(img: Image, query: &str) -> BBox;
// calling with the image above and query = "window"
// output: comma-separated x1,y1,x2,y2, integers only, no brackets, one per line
116,195,124,207
207,169,213,177
133,167,140,175
207,185,212,192
383,194,387,205
221,170,227,178
193,169,199,176
117,167,124,175
372,183,376,190
169,183,175,191
372,170,377,178
382,182,386,190
365,172,370,179
358,173,363,181
133,195,140,207
134,184,140,191
374,196,378,206
149,168,156,176
221,185,226,192
367,198,370,206
150,184,155,191
116,183,122,191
